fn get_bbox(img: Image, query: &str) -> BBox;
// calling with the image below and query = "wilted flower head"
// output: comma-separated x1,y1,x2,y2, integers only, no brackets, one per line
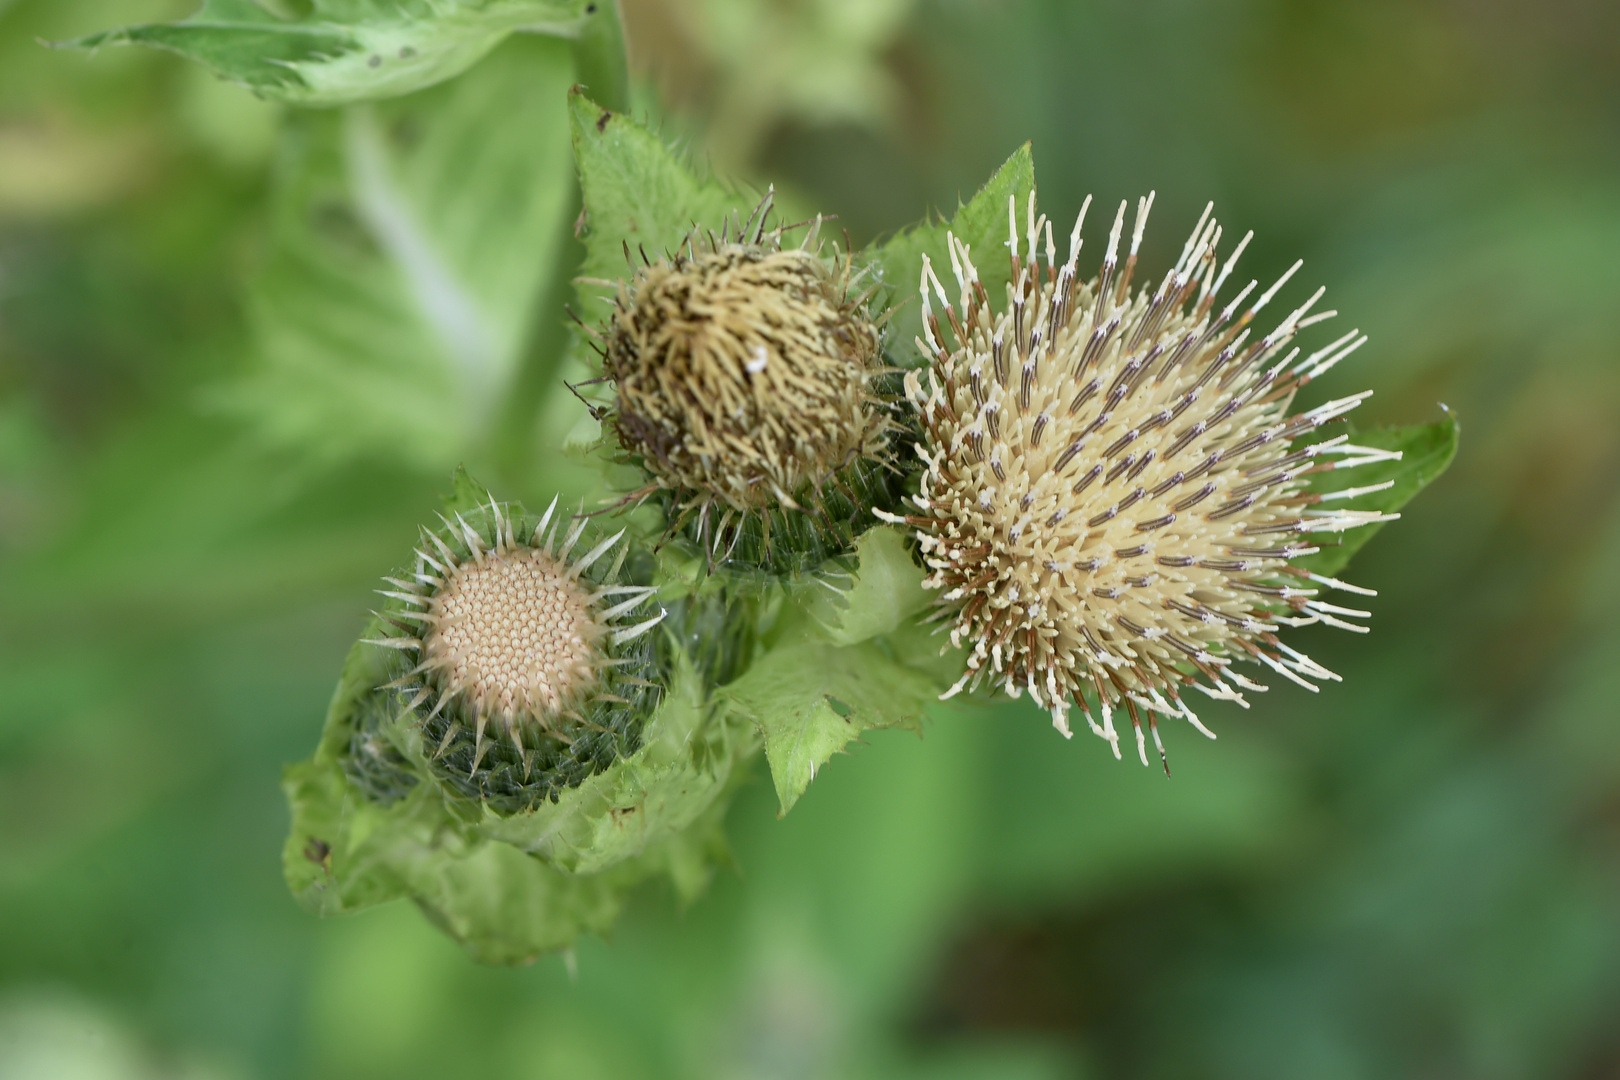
598,192,894,557
366,495,665,804
888,193,1402,769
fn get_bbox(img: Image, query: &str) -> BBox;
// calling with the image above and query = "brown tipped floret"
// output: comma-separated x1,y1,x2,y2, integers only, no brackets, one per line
601,198,892,536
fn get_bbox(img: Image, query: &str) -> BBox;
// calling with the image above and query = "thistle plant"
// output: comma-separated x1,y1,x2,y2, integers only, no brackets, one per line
890,194,1403,770
76,3,1456,963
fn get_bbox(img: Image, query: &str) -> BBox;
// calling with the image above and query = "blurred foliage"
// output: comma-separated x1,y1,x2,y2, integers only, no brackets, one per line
221,33,578,468
620,0,918,173
2,1,1618,1079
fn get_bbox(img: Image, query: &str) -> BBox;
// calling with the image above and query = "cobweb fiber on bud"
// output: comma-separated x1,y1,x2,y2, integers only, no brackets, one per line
363,495,666,811
884,192,1402,771
592,190,899,568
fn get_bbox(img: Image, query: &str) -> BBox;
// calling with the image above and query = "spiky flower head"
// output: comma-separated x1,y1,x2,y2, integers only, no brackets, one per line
889,193,1402,770
365,495,665,809
599,192,895,561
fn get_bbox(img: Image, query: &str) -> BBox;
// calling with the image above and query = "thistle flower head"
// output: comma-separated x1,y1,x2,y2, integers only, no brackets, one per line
890,193,1402,770
599,192,895,560
365,495,665,808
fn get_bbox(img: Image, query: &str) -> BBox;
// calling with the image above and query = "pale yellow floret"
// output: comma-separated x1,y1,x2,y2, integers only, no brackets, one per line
425,546,602,725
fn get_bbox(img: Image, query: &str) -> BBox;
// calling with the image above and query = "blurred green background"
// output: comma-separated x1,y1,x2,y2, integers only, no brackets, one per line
3,0,1619,1077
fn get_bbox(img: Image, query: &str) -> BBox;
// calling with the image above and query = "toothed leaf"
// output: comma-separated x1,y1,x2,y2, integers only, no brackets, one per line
477,646,758,874
568,88,757,311
443,465,495,518
566,91,823,365
64,0,593,107
283,751,735,964
807,524,931,646
864,143,1036,366
724,641,937,817
285,627,754,961
725,528,953,816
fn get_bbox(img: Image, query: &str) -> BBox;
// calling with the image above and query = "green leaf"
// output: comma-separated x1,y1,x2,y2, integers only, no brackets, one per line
864,143,1035,365
563,87,780,428
284,753,735,964
806,523,930,646
724,527,951,816
216,36,575,468
569,87,759,294
476,649,758,874
725,639,938,817
1296,410,1461,578
65,0,594,107
284,633,756,961
442,464,493,517
563,89,832,423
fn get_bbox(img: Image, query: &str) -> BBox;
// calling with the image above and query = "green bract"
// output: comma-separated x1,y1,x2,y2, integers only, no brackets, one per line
368,497,664,812
572,93,903,575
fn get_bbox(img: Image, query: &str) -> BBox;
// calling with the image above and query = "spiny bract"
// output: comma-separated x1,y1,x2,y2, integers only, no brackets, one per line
598,192,894,558
364,495,665,800
887,192,1402,770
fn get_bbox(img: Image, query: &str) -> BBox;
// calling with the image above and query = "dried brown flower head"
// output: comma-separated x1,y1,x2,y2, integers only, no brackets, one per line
887,193,1402,770
368,496,664,778
599,194,893,551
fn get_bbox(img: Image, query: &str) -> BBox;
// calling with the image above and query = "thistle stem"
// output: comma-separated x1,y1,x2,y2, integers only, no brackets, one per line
493,1,630,478
571,1,631,114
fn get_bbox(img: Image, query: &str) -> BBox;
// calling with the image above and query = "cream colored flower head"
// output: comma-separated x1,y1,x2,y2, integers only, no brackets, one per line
886,193,1402,770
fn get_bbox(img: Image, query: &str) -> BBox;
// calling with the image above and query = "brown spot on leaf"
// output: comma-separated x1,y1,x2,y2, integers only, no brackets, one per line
303,837,332,873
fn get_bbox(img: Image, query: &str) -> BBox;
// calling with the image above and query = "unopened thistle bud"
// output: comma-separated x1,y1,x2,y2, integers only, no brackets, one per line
888,193,1402,770
362,494,665,811
596,191,898,569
